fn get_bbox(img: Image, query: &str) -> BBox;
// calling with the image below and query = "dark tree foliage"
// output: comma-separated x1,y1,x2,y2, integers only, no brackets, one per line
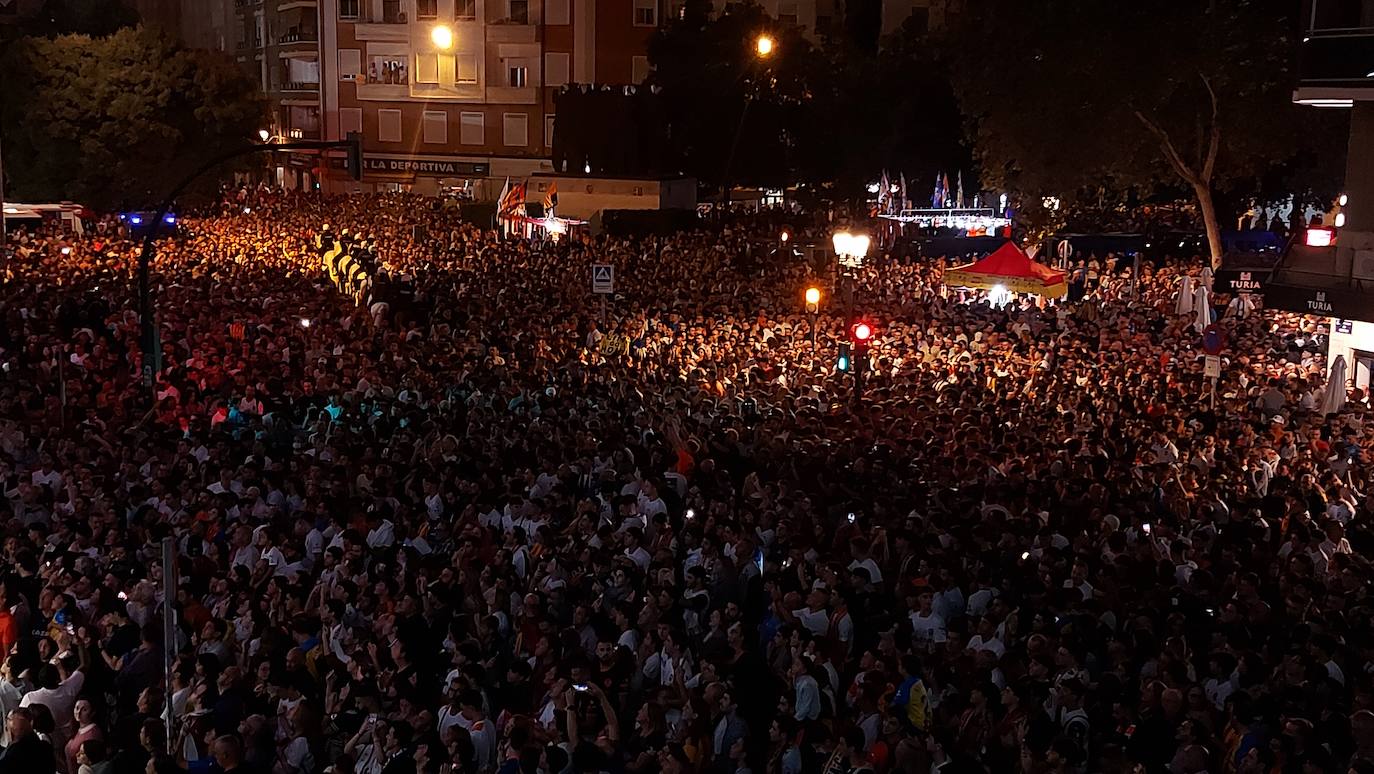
0,28,266,211
944,0,1346,265
647,4,969,198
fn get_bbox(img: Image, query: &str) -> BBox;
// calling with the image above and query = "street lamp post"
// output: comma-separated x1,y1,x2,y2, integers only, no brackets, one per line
832,231,870,400
804,286,821,350
720,34,776,212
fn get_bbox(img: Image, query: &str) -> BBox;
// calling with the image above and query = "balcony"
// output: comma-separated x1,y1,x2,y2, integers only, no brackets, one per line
276,0,316,10
233,0,261,11
277,30,318,57
354,11,409,42
487,85,538,104
279,81,320,93
487,21,538,43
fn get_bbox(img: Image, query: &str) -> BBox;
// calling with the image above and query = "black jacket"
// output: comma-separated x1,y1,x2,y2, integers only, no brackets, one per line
0,733,55,774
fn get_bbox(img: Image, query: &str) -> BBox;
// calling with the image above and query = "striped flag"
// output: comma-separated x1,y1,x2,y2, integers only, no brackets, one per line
542,182,558,214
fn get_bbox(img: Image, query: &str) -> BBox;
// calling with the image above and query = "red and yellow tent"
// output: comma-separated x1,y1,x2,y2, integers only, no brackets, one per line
943,241,1068,298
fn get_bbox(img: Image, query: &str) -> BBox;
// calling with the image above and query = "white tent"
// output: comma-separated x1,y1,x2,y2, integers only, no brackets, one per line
1192,284,1211,333
1175,275,1195,316
1319,355,1349,416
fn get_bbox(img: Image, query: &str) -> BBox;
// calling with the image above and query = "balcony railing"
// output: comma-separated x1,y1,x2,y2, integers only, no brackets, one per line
279,31,318,44
280,81,320,91
1305,0,1374,32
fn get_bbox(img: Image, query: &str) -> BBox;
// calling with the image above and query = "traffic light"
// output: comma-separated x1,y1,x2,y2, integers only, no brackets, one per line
849,321,874,375
837,342,851,372
345,131,363,180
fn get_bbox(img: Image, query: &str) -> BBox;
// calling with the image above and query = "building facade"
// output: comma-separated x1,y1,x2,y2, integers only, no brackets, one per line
214,0,941,194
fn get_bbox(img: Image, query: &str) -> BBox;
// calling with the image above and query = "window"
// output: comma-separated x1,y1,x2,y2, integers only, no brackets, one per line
339,0,359,18
546,0,569,25
509,0,529,23
633,0,657,26
455,0,476,19
423,111,448,144
460,112,484,145
378,109,402,142
503,113,527,146
367,55,408,84
339,49,361,80
777,0,798,25
382,0,403,23
545,114,556,148
456,53,478,84
341,108,364,136
545,52,570,87
416,0,437,18
508,65,527,88
632,55,650,83
416,53,439,83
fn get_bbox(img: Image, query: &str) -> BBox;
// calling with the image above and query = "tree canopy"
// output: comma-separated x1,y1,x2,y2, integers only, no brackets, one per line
0,27,265,211
646,4,969,198
944,0,1346,261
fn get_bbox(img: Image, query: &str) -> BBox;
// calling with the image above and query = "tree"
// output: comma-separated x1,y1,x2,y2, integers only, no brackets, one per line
648,3,838,192
22,0,140,37
0,27,265,211
945,0,1346,267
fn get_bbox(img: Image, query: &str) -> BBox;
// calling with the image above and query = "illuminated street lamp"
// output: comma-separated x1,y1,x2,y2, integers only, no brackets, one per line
431,24,454,50
258,129,271,142
804,286,821,308
832,231,870,271
755,34,775,57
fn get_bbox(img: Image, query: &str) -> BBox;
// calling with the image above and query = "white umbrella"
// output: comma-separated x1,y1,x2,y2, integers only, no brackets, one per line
1192,284,1211,332
1319,355,1349,416
1175,275,1195,316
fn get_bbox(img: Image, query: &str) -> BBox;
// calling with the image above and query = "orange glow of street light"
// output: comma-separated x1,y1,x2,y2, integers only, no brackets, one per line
804,287,821,306
431,24,454,50
755,35,775,57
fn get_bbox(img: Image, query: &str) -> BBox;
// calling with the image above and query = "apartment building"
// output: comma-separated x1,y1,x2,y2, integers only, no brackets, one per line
221,0,941,194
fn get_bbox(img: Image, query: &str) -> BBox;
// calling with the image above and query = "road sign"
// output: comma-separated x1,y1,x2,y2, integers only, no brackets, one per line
1200,323,1226,356
1204,354,1221,379
592,264,614,295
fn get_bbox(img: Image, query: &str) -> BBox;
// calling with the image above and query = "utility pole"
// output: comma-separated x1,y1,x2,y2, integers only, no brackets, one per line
1,132,7,249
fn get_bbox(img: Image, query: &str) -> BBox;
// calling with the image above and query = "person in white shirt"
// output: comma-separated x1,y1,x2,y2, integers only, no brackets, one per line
790,586,831,638
21,655,84,761
622,528,651,572
909,590,947,650
365,510,396,549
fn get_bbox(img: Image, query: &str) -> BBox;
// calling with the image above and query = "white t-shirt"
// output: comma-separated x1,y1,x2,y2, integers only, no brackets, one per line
909,611,948,648
791,607,829,637
848,558,883,585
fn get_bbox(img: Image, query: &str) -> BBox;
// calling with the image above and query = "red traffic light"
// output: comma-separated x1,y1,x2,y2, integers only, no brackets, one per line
851,322,873,341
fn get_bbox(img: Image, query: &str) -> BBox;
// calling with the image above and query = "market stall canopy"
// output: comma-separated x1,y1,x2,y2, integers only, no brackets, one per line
943,241,1068,298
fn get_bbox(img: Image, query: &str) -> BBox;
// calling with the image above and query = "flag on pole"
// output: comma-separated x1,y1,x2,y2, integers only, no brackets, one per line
942,173,951,208
956,171,965,209
879,170,891,214
542,181,558,214
932,173,944,208
899,173,908,212
496,177,511,215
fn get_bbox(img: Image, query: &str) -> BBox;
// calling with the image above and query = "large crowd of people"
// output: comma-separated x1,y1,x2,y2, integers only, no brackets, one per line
0,188,1369,774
